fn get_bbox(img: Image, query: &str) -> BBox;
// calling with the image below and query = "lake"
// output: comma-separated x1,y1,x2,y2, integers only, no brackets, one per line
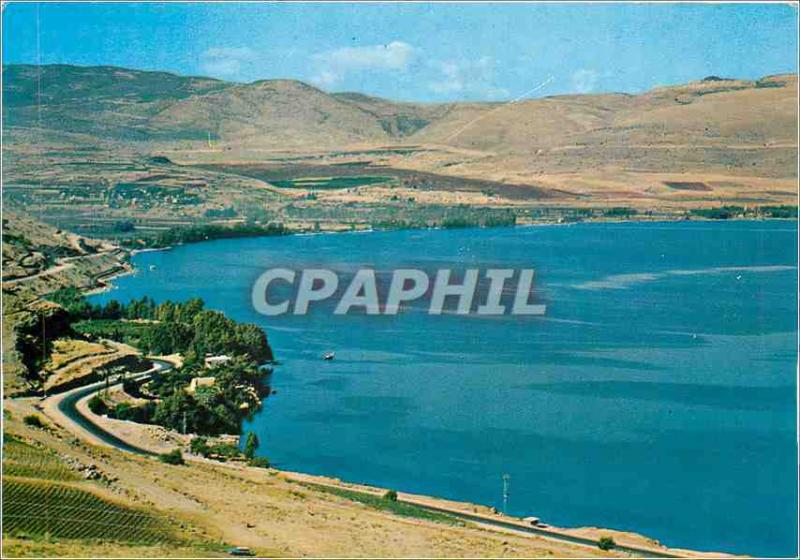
91,221,798,557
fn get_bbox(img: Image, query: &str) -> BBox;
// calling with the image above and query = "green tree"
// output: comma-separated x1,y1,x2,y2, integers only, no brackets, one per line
190,437,209,456
158,449,184,465
248,457,271,469
383,490,398,502
88,395,109,415
244,431,259,459
153,391,197,433
597,536,615,551
23,415,44,428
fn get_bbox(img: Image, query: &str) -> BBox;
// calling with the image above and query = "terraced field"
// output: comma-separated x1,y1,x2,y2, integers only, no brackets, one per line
2,438,79,481
2,479,175,543
2,436,176,544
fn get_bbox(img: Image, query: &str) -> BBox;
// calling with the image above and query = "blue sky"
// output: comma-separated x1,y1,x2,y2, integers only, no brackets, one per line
3,2,798,101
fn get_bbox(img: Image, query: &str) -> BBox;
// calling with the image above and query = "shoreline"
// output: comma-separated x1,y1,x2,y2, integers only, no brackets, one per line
98,215,798,295
39,375,733,559
65,216,793,558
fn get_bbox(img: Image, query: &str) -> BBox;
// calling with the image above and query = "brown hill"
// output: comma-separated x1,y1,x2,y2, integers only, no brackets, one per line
3,64,797,207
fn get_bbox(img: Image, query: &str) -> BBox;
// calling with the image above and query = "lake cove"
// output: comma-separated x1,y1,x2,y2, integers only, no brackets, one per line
91,221,799,557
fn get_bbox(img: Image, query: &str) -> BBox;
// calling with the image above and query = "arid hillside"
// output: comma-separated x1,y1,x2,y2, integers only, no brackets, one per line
2,64,797,222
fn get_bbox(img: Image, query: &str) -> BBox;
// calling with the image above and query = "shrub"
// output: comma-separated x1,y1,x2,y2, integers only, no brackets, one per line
23,415,44,428
248,457,271,469
207,442,241,458
383,490,398,502
121,377,139,396
244,431,259,460
597,536,616,551
190,437,210,456
158,449,184,465
111,402,155,423
87,395,109,416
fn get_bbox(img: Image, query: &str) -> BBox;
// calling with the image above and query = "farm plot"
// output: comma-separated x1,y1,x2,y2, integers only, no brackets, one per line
2,478,175,543
2,437,79,482
270,176,395,189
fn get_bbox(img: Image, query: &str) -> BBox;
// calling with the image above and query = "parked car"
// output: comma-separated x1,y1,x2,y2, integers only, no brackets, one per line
227,546,255,557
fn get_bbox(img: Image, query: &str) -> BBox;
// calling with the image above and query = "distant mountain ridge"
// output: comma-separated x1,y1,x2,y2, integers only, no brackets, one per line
3,63,797,180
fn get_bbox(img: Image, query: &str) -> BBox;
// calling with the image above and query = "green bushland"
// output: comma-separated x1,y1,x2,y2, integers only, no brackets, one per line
12,303,72,382
761,205,798,218
2,478,176,543
302,483,462,526
189,437,246,461
87,354,269,436
158,449,185,465
45,291,274,436
89,395,157,424
204,207,237,218
690,206,745,220
149,355,268,435
369,207,517,231
603,207,637,218
122,222,287,249
66,296,273,363
690,205,800,220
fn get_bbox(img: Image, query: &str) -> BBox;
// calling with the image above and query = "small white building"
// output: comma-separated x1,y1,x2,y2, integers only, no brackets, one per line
204,354,232,369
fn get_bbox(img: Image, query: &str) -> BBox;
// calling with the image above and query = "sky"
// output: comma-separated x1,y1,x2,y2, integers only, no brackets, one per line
2,2,798,102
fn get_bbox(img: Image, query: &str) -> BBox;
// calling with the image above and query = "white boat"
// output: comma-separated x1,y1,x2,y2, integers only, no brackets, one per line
323,352,335,361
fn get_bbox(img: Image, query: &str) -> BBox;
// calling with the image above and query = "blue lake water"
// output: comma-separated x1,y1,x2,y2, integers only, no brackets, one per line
91,221,798,557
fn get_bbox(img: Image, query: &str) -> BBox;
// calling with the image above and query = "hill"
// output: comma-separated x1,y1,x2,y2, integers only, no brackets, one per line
2,64,797,219
5,64,795,158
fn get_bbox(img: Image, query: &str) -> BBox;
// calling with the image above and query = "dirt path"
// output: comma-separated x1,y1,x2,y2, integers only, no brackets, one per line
3,250,119,286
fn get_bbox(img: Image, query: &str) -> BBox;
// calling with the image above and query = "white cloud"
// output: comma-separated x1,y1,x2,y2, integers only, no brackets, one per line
428,57,509,100
572,69,599,94
311,41,416,87
201,47,255,78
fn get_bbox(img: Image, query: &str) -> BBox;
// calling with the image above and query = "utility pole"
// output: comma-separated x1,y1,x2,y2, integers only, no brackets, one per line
41,311,47,398
502,473,510,514
182,411,187,435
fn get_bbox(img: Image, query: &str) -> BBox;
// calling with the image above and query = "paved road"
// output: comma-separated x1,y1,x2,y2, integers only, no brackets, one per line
410,501,680,558
48,358,684,559
3,250,121,286
48,358,173,456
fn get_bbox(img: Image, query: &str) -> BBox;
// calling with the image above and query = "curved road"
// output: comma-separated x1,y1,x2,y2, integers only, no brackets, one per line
48,358,173,457
49,358,683,558
411,501,680,558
